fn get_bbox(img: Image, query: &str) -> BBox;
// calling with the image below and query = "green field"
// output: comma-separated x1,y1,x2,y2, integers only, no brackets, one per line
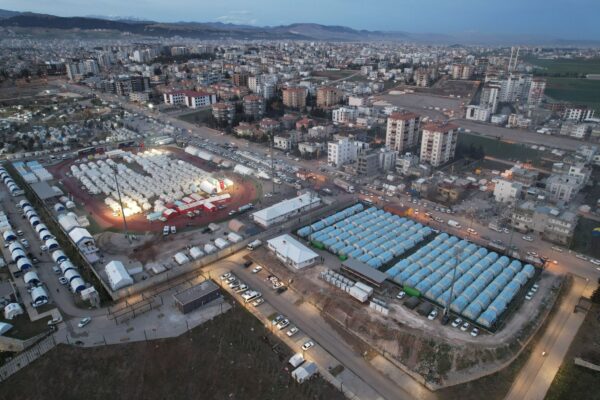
458,133,542,164
545,77,600,113
311,70,356,81
525,56,600,76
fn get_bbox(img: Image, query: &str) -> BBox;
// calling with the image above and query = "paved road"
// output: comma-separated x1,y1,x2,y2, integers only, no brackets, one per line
504,276,588,400
453,119,584,151
206,254,431,400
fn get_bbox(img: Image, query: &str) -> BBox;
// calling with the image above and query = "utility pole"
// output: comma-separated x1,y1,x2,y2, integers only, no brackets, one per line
270,133,276,195
444,246,462,318
113,166,132,244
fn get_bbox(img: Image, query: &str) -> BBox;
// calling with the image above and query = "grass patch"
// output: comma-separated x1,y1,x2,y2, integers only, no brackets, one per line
176,108,212,125
525,56,600,75
0,305,344,400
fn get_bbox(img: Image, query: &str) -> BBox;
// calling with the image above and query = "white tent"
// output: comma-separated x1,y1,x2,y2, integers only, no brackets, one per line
23,271,40,285
189,247,205,260
227,232,243,243
45,238,60,250
70,277,86,293
214,238,229,249
16,258,32,271
57,214,80,232
105,260,133,291
204,244,216,254
0,322,13,335
31,286,48,303
3,303,24,320
52,250,67,263
174,252,190,265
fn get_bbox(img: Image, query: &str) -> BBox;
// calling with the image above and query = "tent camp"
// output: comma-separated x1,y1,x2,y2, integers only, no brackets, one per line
105,260,134,291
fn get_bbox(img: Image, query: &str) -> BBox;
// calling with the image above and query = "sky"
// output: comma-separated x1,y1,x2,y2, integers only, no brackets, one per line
4,0,599,40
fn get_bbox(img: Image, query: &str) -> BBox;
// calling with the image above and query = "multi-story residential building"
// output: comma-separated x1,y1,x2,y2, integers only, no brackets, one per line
357,150,380,176
273,134,294,151
348,96,366,107
242,95,265,119
248,75,262,93
197,71,223,86
547,175,580,204
66,59,100,81
419,122,458,167
511,202,577,245
397,153,420,175
327,136,366,167
332,106,357,125
465,105,491,122
260,83,276,100
560,122,589,139
493,179,523,203
163,91,216,108
385,111,421,153
316,86,342,108
378,148,397,172
259,118,280,135
129,92,149,103
564,107,595,122
211,102,235,125
282,87,308,109
480,84,500,113
544,211,577,246
232,72,249,87
114,75,150,97
527,78,546,106
451,64,473,80
298,142,325,156
307,125,333,139
414,68,430,87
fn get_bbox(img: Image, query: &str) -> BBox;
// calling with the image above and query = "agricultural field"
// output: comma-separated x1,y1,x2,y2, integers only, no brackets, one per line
570,217,600,259
0,306,344,400
525,56,600,76
457,133,543,165
545,78,600,113
545,304,600,400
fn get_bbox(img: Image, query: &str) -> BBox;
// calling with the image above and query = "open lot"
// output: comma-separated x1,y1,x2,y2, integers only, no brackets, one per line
0,305,344,400
526,56,600,76
545,77,600,112
545,303,600,400
311,70,358,81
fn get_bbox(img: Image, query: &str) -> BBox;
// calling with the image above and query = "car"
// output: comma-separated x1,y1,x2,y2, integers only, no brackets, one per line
530,285,538,293
441,314,451,325
525,291,534,300
47,316,63,326
286,326,299,337
235,284,248,293
467,228,478,235
575,254,589,261
16,230,24,236
272,315,285,325
502,228,510,234
277,319,290,330
243,260,253,268
427,309,438,320
276,286,288,294
302,340,315,351
460,322,470,332
252,298,265,307
162,226,169,236
451,318,463,328
220,272,231,281
58,277,68,285
522,235,534,242
170,226,177,234
252,266,263,274
590,258,600,266
532,283,539,290
470,328,480,337
551,246,564,253
78,317,92,328
52,265,61,275
396,291,406,300
272,281,284,289
20,239,30,248
228,281,240,289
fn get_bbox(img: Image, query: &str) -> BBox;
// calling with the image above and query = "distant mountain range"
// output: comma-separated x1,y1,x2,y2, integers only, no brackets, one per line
0,9,597,45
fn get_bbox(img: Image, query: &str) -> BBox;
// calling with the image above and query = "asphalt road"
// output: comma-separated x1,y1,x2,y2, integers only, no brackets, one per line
206,254,430,400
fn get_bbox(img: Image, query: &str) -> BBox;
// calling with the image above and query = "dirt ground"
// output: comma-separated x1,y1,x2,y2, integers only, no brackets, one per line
545,303,600,400
0,305,344,400
47,146,259,233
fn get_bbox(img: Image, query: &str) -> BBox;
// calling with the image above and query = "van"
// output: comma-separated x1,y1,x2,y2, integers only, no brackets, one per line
162,226,169,236
170,226,177,234
247,240,262,250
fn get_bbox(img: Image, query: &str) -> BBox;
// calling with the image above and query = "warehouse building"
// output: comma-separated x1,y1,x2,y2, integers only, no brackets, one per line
173,280,221,314
251,193,321,228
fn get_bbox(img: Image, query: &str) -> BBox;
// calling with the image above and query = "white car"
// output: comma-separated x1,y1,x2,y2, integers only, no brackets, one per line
78,317,92,328
219,272,231,281
522,235,534,242
427,309,438,320
251,298,264,307
302,340,314,351
396,291,406,300
460,322,470,332
451,318,462,328
525,291,534,300
470,328,480,337
252,266,263,274
286,326,299,337
277,319,290,330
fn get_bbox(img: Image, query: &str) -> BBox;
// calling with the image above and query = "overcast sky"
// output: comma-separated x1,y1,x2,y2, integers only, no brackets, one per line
5,0,599,39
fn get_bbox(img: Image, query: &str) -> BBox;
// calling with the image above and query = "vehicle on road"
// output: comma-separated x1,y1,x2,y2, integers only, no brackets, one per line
252,266,263,274
466,228,478,235
590,258,600,266
525,291,534,300
162,226,169,236
522,235,534,242
243,260,253,268
170,225,176,234
235,284,248,293
276,286,288,294
302,340,314,351
575,254,589,261
78,317,92,328
460,322,470,332
277,319,290,330
447,220,461,228
247,240,262,250
47,316,63,326
286,326,299,337
396,291,406,300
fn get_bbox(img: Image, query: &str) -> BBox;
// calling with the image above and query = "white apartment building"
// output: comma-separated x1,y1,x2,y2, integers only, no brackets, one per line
480,84,499,113
327,137,363,167
163,91,216,108
419,122,458,167
332,107,357,125
564,107,595,121
466,105,491,122
493,179,523,203
527,78,546,106
385,111,421,153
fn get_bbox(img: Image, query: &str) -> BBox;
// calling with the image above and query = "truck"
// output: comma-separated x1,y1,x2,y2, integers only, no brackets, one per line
488,221,502,232
247,240,262,250
333,178,355,193
447,219,461,228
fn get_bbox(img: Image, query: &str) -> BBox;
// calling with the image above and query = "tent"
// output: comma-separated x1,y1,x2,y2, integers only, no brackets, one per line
3,303,24,320
105,260,134,291
23,271,41,286
0,322,13,336
174,252,190,265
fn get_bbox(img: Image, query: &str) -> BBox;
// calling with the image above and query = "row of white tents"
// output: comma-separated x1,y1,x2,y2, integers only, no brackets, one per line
173,233,244,266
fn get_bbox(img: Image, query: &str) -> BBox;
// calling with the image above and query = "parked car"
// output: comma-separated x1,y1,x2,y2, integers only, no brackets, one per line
396,291,406,300
525,291,535,300
470,328,480,337
272,315,285,325
522,235,534,242
78,317,92,328
243,260,253,268
302,340,315,351
252,266,263,274
451,318,463,328
276,286,288,294
286,326,299,337
219,272,231,281
277,319,290,330
251,298,264,307
47,316,63,326
427,309,438,320
460,322,470,332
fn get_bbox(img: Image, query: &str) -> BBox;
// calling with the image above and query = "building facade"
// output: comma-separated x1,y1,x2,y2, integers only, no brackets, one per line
385,111,421,154
419,122,458,167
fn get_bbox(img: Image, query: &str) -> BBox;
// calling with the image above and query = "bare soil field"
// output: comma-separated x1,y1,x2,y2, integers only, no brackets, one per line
0,305,344,400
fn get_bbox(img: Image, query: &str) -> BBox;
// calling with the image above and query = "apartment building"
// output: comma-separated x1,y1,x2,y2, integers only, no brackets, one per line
242,95,265,119
332,106,357,125
316,86,342,108
493,179,523,203
327,136,366,167
419,122,458,167
282,87,308,109
385,111,421,153
527,78,546,106
211,102,235,124
163,91,216,108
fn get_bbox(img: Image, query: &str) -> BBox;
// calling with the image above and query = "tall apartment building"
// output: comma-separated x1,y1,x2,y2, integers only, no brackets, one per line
332,106,357,125
66,59,100,81
211,102,235,125
385,112,421,153
451,64,473,80
419,122,458,167
499,74,532,103
527,78,546,106
327,137,366,166
282,87,308,109
481,84,500,113
357,150,380,176
242,95,265,119
232,72,249,87
248,75,262,93
316,86,342,108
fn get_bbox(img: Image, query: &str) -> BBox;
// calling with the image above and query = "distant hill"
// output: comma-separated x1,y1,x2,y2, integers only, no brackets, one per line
0,9,21,19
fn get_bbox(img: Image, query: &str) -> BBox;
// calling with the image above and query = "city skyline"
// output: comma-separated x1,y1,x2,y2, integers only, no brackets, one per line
3,0,600,40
